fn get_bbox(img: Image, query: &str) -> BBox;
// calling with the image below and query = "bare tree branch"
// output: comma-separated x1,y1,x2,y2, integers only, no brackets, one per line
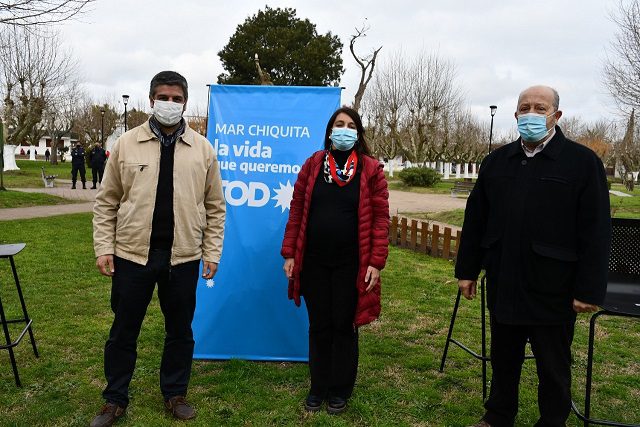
0,0,94,27
350,25,382,112
603,0,640,109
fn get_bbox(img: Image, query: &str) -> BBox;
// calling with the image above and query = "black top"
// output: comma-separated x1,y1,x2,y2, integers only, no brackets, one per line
89,147,107,168
71,146,85,166
149,141,176,250
305,149,360,262
455,127,611,324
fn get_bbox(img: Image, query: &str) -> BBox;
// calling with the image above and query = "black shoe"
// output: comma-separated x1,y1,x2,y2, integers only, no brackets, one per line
326,396,347,415
90,402,126,427
91,185,97,189
71,184,76,189
304,394,323,412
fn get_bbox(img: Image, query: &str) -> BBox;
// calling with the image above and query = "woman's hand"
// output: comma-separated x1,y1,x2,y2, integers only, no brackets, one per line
365,266,380,292
283,258,295,278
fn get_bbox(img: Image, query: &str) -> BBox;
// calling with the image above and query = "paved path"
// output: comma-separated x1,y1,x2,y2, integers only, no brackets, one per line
1,186,468,222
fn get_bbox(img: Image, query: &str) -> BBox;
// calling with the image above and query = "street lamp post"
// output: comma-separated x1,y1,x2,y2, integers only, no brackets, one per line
100,109,105,145
489,105,497,153
122,94,130,131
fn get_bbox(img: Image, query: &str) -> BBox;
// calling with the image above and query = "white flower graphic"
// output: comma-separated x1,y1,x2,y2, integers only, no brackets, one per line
272,180,294,213
206,278,215,288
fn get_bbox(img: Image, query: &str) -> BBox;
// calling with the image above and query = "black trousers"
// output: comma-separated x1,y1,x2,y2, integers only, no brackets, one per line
92,165,105,185
102,250,200,406
301,256,359,399
71,164,86,184
483,315,575,427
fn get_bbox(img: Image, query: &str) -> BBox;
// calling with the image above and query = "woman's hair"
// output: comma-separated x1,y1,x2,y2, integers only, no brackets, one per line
323,106,372,156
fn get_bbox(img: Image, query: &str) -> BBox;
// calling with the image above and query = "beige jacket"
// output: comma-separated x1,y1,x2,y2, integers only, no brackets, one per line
93,120,225,266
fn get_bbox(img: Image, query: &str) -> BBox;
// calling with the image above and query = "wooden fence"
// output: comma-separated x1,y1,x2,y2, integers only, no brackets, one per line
389,215,461,260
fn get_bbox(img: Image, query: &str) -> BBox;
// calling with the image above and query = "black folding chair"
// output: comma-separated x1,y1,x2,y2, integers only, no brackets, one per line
571,218,640,427
0,243,39,386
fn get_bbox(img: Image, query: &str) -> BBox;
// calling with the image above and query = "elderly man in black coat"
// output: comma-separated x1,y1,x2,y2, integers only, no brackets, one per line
456,85,611,427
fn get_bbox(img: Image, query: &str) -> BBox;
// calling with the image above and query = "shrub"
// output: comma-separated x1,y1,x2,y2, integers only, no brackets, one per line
398,167,441,187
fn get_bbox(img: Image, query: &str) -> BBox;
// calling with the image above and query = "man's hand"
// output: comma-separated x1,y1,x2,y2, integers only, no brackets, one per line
365,266,380,292
458,279,477,300
283,258,294,279
202,261,218,279
573,298,599,313
96,255,115,277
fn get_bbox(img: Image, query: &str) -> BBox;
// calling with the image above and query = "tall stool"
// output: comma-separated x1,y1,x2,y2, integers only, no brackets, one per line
440,275,534,400
440,275,491,399
0,243,39,386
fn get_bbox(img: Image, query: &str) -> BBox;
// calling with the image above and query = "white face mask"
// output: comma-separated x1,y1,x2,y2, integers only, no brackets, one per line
152,100,184,126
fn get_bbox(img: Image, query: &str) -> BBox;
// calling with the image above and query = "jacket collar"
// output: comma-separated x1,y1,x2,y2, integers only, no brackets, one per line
508,125,565,160
136,119,194,146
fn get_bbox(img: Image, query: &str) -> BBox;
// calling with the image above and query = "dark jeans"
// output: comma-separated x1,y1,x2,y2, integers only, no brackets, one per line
301,256,359,399
483,315,575,427
71,164,85,184
102,250,200,406
92,165,105,186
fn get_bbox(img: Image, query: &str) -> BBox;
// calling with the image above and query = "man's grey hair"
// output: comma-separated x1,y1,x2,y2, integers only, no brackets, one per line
518,85,560,110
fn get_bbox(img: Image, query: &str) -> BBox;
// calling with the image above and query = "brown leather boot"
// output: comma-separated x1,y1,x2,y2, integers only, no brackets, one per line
90,402,125,427
164,395,196,420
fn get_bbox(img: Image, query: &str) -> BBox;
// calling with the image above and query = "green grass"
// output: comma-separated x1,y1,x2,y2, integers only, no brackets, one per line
0,190,76,209
388,180,453,195
1,160,77,188
398,209,466,227
0,214,638,425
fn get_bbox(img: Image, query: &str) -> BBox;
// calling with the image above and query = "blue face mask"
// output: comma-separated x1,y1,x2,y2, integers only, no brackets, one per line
330,128,358,151
517,112,555,142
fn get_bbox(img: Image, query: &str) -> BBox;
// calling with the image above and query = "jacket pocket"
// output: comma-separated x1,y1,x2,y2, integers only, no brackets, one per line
540,176,570,185
528,242,577,295
531,243,578,261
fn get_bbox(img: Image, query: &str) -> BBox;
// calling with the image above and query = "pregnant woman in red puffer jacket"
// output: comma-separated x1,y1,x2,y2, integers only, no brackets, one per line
281,106,390,415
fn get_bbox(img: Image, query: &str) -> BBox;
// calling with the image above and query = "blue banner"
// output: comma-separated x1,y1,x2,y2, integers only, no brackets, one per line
193,85,341,361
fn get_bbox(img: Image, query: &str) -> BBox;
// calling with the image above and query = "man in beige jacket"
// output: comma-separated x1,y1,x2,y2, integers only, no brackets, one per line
91,71,225,427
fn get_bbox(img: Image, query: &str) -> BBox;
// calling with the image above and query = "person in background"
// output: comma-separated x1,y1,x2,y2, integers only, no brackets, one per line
45,148,50,162
70,142,86,189
91,71,226,426
89,142,107,189
281,106,390,415
455,85,611,427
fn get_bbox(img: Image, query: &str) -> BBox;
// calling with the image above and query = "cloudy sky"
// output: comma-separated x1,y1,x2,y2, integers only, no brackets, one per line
59,0,621,137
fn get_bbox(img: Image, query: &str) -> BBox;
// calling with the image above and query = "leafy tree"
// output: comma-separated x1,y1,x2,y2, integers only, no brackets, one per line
125,108,149,130
73,102,118,146
217,6,344,86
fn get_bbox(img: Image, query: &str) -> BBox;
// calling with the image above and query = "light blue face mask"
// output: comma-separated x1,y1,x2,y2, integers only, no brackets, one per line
517,112,555,142
330,128,358,151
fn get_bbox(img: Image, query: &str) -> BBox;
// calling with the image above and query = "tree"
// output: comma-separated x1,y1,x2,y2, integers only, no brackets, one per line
125,108,149,130
615,109,640,190
73,102,118,147
0,0,94,27
0,26,77,149
603,0,640,109
217,6,344,86
349,25,382,112
362,50,464,166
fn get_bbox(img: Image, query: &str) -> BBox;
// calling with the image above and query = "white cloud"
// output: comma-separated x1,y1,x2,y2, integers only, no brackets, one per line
59,0,620,134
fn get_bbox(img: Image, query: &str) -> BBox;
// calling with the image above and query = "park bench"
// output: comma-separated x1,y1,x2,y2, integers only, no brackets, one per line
450,180,475,197
41,167,57,188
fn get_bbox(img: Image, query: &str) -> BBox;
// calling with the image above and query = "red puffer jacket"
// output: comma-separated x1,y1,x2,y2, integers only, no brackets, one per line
281,150,390,326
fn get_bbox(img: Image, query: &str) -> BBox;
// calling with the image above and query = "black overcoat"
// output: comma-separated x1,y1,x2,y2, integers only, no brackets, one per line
455,127,611,324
